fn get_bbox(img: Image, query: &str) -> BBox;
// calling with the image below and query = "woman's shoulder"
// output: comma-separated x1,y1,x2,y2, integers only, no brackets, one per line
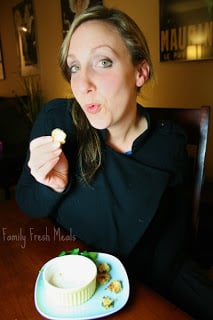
38,98,75,129
155,119,186,139
42,98,74,114
30,98,76,139
140,107,185,140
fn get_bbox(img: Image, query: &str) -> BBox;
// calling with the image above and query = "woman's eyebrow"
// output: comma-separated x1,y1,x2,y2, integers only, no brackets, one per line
66,44,119,65
91,44,116,54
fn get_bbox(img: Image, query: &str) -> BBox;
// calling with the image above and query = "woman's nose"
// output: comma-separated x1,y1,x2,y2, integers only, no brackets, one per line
77,69,95,94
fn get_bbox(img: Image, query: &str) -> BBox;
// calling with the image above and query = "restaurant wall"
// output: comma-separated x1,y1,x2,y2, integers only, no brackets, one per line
0,0,212,180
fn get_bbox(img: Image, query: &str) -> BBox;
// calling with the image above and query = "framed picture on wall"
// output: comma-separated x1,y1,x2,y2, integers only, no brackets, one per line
0,36,5,80
13,0,39,76
61,0,103,38
160,0,213,62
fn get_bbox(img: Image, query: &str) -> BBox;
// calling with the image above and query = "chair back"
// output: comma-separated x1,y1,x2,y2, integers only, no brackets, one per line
148,106,210,234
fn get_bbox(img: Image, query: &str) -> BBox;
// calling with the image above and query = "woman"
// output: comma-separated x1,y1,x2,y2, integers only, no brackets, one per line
16,5,213,319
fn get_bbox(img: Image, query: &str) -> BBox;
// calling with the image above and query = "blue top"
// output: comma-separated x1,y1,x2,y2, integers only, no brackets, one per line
123,150,132,155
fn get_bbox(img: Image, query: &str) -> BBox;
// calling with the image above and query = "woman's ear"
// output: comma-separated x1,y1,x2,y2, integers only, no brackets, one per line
136,60,150,88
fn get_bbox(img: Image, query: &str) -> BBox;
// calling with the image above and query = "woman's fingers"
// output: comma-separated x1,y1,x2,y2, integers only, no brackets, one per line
30,156,60,184
27,136,69,191
29,136,53,149
28,136,61,178
28,137,61,168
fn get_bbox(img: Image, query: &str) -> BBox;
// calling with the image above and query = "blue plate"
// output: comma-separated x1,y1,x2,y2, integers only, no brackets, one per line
34,252,130,320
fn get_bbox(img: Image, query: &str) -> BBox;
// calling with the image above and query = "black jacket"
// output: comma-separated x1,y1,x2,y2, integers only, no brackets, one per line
16,98,189,260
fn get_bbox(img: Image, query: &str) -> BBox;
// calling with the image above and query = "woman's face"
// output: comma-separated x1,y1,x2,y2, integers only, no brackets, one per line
67,20,147,130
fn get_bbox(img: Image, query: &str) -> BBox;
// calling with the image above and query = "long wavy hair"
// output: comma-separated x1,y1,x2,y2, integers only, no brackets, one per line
59,5,154,184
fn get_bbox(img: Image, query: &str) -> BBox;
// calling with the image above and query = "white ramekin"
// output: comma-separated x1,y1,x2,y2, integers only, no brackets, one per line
42,255,97,307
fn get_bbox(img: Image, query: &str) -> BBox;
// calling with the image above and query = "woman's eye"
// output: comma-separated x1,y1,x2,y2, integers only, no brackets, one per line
69,65,80,74
98,59,112,68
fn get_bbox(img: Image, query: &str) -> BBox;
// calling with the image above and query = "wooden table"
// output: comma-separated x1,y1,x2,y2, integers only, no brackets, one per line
0,199,192,320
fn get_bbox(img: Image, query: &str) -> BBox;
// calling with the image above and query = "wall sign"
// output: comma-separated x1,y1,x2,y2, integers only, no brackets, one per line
160,0,213,61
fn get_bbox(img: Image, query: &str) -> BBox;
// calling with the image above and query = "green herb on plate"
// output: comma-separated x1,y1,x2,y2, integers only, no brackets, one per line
58,248,98,263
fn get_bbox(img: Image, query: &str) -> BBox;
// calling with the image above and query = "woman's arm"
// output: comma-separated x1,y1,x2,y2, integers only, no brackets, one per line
16,98,74,217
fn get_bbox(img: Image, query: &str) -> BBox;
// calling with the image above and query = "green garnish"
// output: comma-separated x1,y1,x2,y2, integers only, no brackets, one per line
58,248,98,263
58,250,67,257
80,250,98,262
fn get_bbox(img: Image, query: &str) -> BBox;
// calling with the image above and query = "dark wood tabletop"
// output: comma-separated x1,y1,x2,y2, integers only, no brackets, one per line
0,199,192,320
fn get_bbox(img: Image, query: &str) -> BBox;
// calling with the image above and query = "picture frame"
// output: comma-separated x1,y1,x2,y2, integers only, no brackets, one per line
61,0,103,38
0,36,5,80
160,0,213,62
13,0,39,76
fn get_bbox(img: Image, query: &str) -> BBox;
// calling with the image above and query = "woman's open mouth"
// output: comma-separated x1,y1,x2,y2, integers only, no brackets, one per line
85,103,101,114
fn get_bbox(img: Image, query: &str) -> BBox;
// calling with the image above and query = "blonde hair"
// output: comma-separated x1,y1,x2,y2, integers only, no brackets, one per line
59,5,154,184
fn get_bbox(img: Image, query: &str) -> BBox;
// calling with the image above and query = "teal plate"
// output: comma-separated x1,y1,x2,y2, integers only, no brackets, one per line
34,252,130,320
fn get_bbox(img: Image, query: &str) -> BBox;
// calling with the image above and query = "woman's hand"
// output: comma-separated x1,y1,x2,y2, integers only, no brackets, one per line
28,136,69,193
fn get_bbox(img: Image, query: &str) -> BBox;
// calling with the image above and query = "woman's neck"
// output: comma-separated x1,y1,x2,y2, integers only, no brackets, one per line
106,113,147,153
